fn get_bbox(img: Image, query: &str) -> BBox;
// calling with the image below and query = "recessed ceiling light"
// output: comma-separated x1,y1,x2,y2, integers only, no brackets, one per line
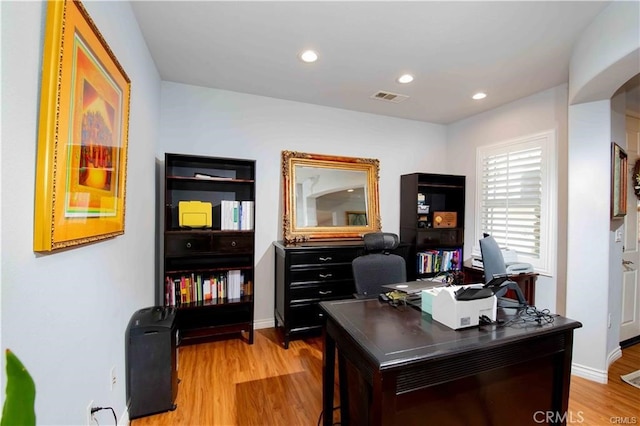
397,74,414,84
299,50,318,63
472,92,487,100
347,189,354,193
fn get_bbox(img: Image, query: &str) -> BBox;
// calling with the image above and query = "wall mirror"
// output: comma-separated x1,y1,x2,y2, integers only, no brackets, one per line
281,151,381,244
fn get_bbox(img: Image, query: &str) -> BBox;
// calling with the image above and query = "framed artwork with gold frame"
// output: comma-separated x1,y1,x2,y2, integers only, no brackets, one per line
34,0,131,252
611,142,628,219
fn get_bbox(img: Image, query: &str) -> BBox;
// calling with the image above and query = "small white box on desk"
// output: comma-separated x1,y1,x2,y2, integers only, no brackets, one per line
431,285,497,330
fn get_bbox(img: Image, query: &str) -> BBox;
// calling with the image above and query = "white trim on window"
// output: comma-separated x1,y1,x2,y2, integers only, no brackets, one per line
475,130,557,275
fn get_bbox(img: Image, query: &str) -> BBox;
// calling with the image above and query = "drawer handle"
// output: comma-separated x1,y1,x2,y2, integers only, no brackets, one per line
186,242,192,248
318,312,324,318
231,241,237,247
319,290,332,295
319,257,332,262
319,273,333,279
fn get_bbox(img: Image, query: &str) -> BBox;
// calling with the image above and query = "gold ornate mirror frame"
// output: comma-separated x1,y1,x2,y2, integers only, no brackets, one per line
282,151,381,244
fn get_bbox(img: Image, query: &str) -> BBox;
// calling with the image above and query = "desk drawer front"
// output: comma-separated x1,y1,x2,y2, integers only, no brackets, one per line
212,233,253,254
290,281,354,302
166,234,211,256
290,264,354,283
290,249,360,266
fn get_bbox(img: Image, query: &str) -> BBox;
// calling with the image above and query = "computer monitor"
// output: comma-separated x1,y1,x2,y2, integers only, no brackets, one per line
479,235,528,307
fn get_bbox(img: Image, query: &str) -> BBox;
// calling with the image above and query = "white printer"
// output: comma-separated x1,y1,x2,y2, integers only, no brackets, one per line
505,262,534,274
471,248,534,275
502,249,534,274
425,284,497,330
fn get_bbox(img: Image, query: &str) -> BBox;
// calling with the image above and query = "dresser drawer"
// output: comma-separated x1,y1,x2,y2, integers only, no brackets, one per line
289,249,360,266
290,264,354,283
212,233,253,254
165,233,212,256
274,240,409,349
288,303,326,329
290,281,354,303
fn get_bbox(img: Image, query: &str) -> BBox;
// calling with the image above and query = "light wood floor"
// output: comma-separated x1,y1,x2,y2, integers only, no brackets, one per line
131,329,639,426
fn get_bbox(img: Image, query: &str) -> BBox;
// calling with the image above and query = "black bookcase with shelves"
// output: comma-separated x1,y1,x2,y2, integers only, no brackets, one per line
400,173,465,281
163,153,255,345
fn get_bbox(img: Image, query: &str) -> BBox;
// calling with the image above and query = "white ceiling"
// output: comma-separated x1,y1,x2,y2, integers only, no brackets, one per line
131,1,638,124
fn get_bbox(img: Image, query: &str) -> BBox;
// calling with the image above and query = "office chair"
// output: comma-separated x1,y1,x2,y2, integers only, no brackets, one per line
352,232,406,298
479,235,528,307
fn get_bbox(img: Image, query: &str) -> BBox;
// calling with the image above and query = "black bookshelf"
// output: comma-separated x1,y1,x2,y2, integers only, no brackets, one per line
400,173,466,281
163,153,255,345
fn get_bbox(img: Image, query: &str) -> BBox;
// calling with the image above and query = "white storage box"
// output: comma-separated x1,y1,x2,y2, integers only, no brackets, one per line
421,289,436,315
431,285,497,330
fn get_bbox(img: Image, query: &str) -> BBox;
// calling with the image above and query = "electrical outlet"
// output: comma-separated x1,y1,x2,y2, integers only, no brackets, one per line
110,366,116,391
86,400,94,426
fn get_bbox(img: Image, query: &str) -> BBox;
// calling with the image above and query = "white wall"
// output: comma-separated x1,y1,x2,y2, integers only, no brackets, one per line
446,85,569,313
569,1,640,106
1,1,160,424
609,90,627,355
158,82,447,324
566,0,640,382
567,100,613,379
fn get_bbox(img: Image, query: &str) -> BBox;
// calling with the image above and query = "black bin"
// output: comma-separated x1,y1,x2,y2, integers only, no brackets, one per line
126,306,178,419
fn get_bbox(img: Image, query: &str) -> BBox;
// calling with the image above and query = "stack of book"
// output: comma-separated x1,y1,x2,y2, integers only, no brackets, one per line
164,270,252,306
219,200,254,230
416,248,462,274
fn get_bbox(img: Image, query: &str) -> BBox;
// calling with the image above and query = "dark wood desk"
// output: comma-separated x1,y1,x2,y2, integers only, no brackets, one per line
320,298,581,426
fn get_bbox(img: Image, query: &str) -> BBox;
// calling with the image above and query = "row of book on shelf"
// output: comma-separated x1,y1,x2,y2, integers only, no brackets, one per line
416,248,462,274
219,200,254,230
164,270,252,306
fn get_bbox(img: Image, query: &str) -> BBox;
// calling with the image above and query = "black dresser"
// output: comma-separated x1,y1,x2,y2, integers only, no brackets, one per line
273,240,408,349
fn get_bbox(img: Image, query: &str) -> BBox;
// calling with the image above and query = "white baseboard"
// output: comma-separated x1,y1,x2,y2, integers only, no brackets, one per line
607,345,622,368
571,362,608,384
119,407,130,426
254,318,275,330
571,345,622,384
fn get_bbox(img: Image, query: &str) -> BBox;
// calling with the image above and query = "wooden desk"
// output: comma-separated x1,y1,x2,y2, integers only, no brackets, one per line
463,260,539,305
320,298,581,426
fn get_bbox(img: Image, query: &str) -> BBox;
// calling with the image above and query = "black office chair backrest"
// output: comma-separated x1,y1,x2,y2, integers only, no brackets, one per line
479,235,507,285
479,235,528,306
352,232,406,297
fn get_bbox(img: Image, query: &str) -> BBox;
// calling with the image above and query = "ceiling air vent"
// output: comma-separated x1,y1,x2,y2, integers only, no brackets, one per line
370,91,409,103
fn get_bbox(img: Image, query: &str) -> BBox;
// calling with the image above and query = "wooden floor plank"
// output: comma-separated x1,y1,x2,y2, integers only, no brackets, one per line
131,329,639,426
568,343,640,425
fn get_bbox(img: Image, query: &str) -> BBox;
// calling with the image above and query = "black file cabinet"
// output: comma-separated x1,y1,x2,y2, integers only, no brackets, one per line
126,306,179,419
273,241,409,349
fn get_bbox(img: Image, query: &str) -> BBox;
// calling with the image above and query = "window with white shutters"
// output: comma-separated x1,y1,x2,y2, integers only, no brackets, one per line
475,131,556,274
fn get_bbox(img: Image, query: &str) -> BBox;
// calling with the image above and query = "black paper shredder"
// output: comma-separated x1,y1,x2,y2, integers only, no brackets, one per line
126,306,178,419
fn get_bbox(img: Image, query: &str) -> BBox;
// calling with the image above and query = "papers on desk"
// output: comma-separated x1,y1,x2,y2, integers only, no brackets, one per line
381,280,443,295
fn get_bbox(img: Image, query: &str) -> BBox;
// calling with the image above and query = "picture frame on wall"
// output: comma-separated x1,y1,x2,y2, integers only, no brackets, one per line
611,142,628,218
33,0,131,252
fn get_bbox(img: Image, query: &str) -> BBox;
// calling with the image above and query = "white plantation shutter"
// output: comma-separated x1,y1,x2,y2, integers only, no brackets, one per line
476,131,556,274
481,147,542,256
